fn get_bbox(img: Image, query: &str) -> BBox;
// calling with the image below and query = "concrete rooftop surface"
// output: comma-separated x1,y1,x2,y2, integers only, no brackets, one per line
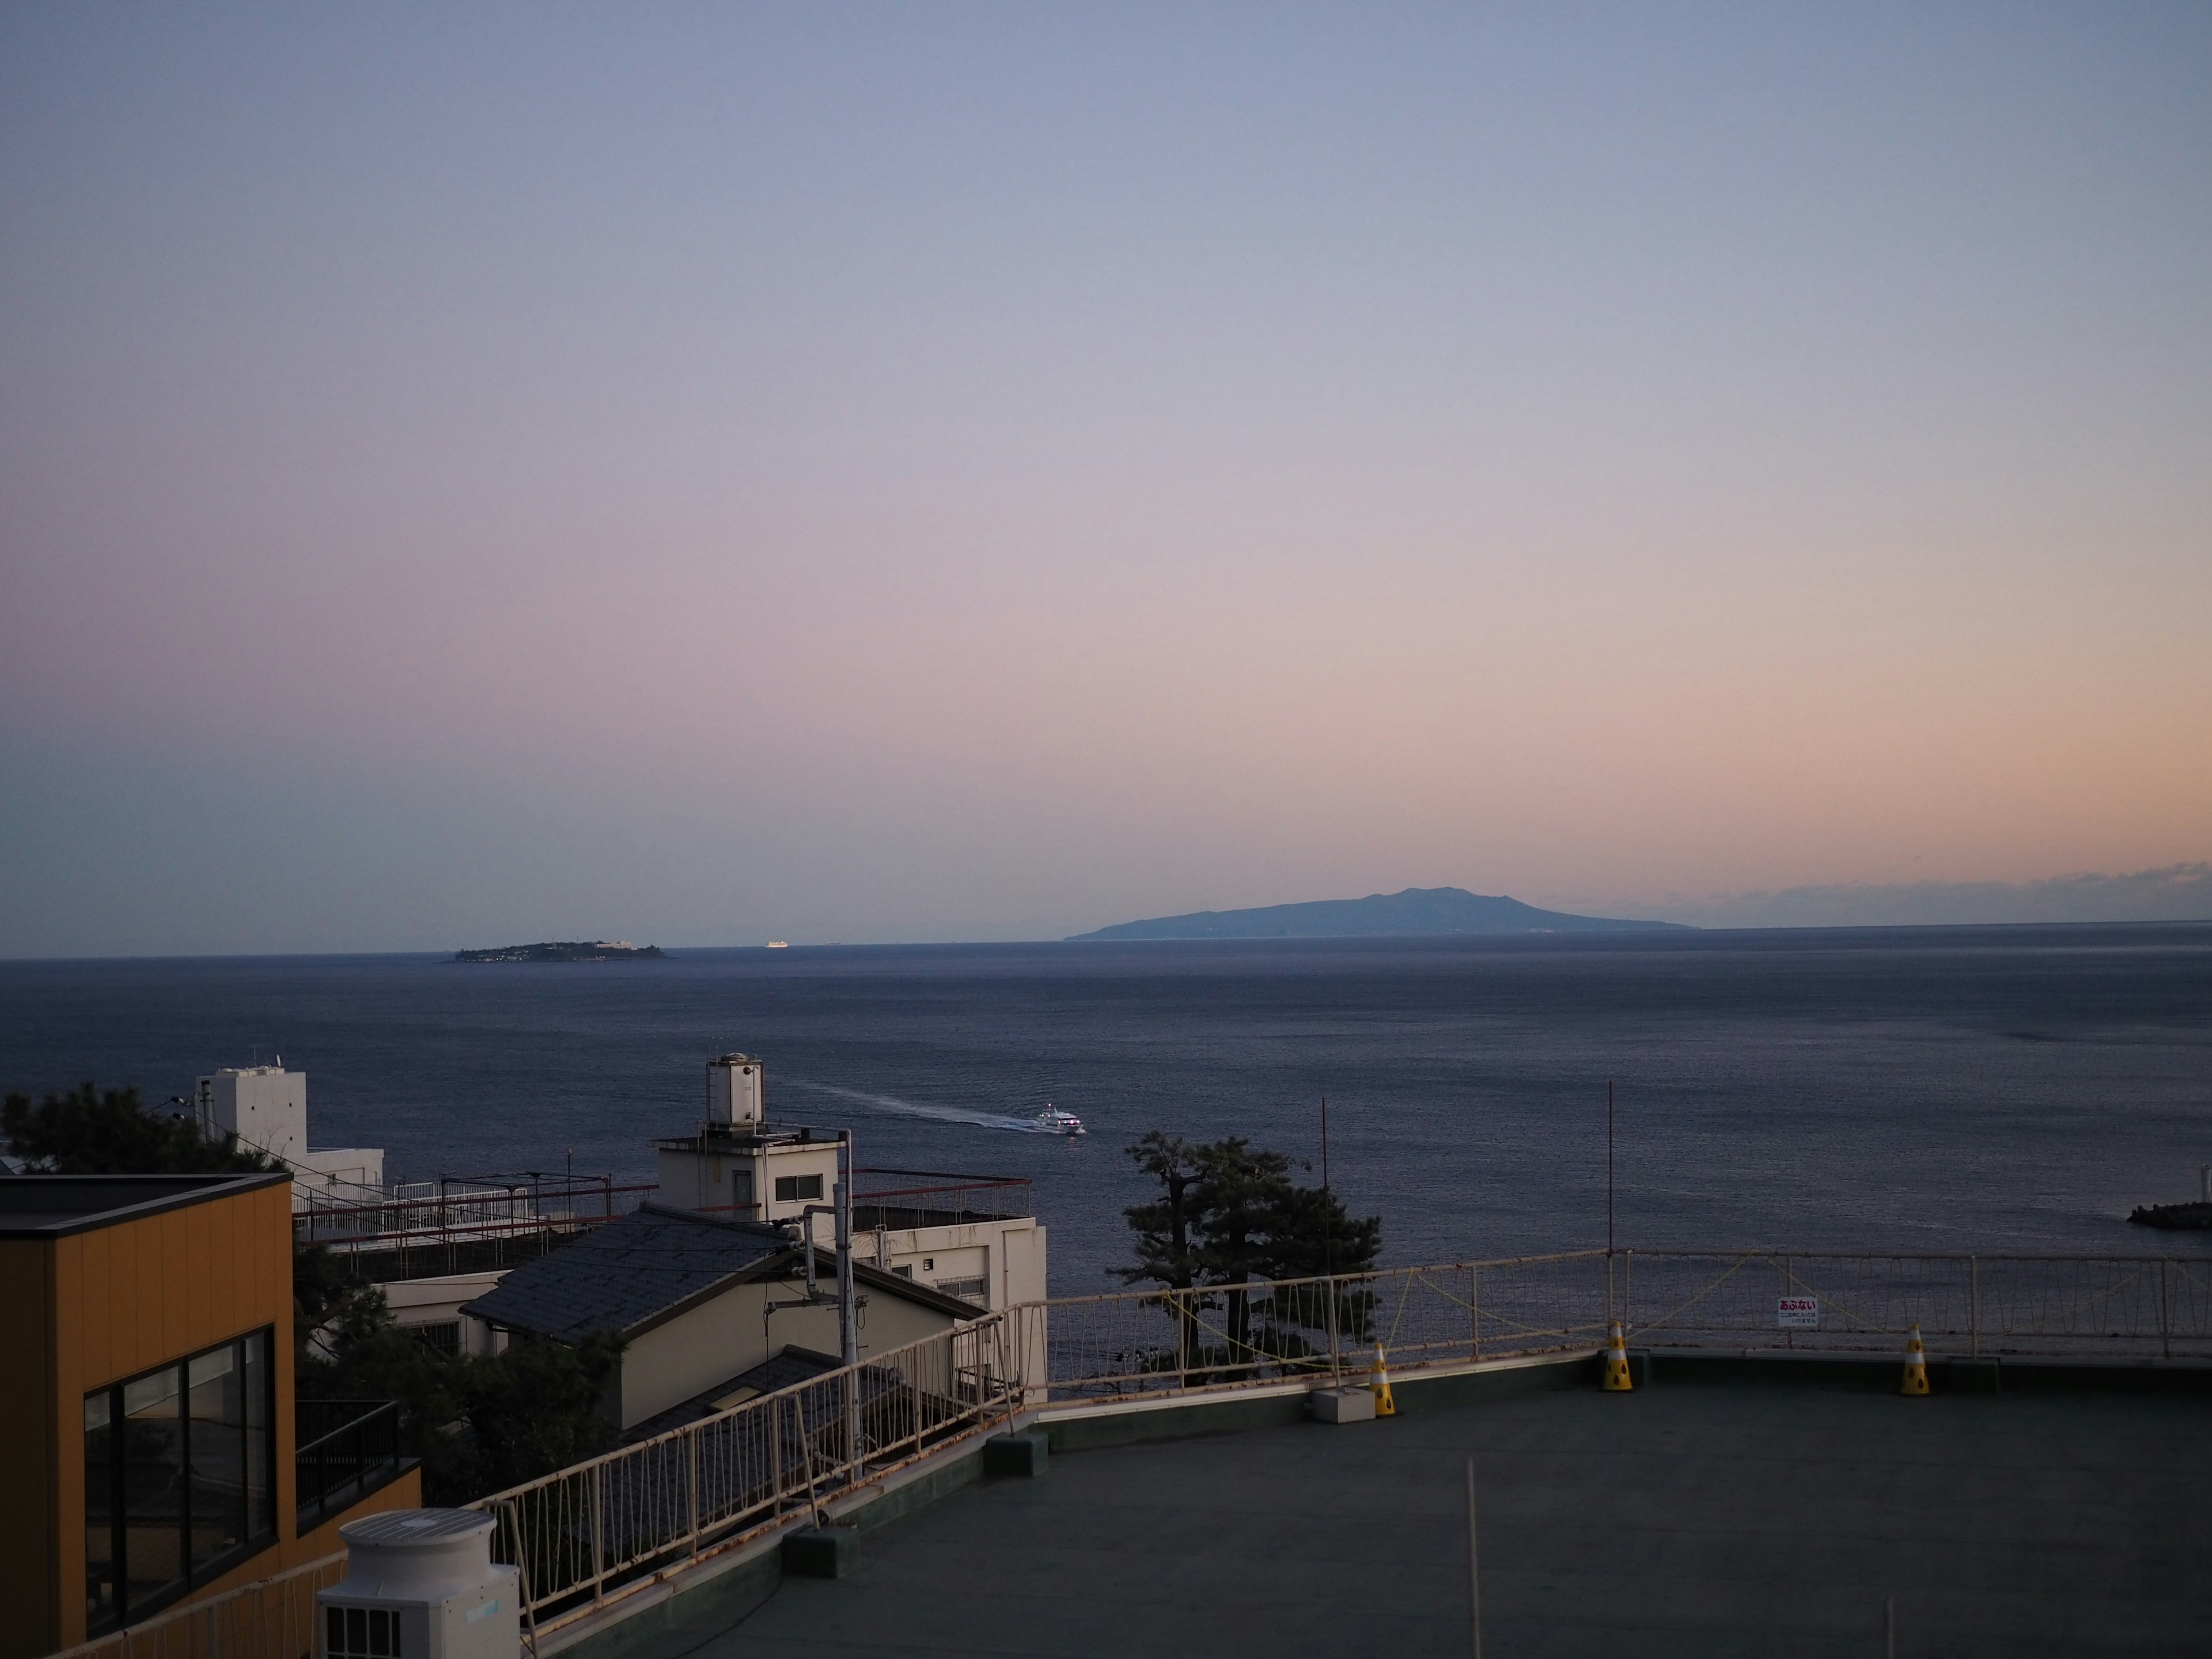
708,1373,2209,1657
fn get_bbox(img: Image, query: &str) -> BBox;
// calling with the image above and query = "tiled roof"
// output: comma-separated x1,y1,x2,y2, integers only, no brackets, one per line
460,1203,794,1342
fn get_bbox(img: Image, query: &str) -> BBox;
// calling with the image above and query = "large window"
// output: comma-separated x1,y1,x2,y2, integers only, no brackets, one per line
773,1173,823,1203
85,1328,274,1633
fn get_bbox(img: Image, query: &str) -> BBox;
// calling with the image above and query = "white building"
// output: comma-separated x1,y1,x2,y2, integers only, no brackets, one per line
194,1064,385,1210
654,1053,1048,1386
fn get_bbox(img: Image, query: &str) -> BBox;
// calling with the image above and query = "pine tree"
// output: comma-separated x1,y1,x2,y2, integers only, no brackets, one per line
1118,1128,1382,1374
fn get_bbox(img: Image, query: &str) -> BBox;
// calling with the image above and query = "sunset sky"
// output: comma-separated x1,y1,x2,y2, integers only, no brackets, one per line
4,6,2209,955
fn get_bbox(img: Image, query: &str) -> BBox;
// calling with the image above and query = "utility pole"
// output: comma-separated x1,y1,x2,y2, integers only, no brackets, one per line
1607,1080,1616,1257
1465,1457,1482,1658
836,1130,859,1473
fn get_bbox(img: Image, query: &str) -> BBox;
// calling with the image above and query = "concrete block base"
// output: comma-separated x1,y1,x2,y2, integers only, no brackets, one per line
983,1431,1050,1478
781,1527,859,1578
1310,1387,1377,1423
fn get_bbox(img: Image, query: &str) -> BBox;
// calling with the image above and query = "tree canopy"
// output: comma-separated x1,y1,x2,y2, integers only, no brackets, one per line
1118,1128,1383,1374
3,1081,275,1175
1118,1130,1381,1292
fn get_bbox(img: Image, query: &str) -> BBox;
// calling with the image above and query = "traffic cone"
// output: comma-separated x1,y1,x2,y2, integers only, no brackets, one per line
1369,1344,1397,1416
1603,1321,1634,1392
1900,1325,1930,1396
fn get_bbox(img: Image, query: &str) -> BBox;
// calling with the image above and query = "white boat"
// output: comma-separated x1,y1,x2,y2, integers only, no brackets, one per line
1035,1104,1085,1137
766,941,789,949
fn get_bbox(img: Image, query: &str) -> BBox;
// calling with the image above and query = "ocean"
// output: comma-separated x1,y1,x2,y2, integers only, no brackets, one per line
3,925,2209,1293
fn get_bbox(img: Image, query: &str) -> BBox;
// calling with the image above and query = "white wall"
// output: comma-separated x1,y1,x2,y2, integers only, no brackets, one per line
384,1270,508,1356
612,1270,966,1431
197,1066,306,1163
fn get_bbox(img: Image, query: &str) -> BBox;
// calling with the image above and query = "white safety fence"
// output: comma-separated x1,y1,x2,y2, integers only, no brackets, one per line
470,1316,1020,1635
1619,1250,2212,1359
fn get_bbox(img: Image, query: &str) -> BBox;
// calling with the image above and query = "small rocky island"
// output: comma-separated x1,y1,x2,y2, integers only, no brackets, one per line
2127,1201,2212,1231
453,941,665,963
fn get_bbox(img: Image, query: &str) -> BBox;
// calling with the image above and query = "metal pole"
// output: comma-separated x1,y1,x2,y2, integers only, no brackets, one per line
688,1425,700,1559
1969,1256,1979,1358
1465,1457,1482,1659
1607,1080,1615,1259
1321,1096,1333,1281
838,1132,859,1475
1325,1275,1341,1386
590,1463,605,1607
2160,1257,2171,1360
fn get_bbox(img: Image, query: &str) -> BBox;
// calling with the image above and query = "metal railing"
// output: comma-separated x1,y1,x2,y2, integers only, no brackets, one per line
297,1400,406,1532
44,1552,346,1659
296,1177,656,1282
1618,1250,2212,1360
98,1245,2159,1649
469,1315,1020,1631
1025,1251,1612,1402
851,1168,1033,1231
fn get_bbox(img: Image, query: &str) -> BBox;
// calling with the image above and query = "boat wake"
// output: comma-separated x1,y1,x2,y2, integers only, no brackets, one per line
784,1079,1062,1135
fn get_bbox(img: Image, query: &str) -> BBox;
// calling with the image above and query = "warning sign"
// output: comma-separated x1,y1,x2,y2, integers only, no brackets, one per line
1776,1296,1819,1330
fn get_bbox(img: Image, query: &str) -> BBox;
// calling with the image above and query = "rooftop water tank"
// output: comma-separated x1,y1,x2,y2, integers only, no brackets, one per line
707,1053,766,1127
318,1510,520,1659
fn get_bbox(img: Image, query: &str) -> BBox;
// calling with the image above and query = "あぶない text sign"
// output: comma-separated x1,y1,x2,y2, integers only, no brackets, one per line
1777,1296,1819,1330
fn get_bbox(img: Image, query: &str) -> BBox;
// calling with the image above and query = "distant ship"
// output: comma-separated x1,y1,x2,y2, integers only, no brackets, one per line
1035,1105,1085,1137
766,941,790,949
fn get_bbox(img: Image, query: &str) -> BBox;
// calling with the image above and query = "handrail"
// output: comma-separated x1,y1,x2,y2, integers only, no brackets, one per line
297,1399,406,1531
448,1247,2212,1634
467,1312,1020,1629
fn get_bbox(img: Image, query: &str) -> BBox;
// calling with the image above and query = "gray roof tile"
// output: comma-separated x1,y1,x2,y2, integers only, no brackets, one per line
460,1203,793,1342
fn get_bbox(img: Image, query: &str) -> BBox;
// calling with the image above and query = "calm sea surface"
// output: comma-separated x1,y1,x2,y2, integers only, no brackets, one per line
3,926,2209,1292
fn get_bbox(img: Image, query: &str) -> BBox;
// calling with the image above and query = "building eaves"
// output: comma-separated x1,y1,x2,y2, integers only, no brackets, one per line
0,1172,291,1238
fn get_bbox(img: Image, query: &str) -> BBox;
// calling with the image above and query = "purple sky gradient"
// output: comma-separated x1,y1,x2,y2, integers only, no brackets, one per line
3,6,2209,954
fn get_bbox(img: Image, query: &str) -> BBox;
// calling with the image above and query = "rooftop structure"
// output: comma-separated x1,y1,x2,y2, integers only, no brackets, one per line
48,1244,2212,1659
194,1065,384,1211
655,1055,1048,1332
460,1203,980,1433
724,1368,2212,1655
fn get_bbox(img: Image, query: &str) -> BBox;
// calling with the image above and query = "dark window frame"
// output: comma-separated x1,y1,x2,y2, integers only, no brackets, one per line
85,1325,278,1635
772,1173,823,1203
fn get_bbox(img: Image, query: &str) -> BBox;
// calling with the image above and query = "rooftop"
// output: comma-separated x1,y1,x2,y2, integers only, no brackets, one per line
461,1203,797,1340
0,1172,290,1237
712,1368,2211,1656
460,1202,978,1341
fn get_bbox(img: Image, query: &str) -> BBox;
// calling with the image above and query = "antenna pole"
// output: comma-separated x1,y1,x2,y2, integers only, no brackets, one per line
1607,1080,1616,1257
1320,1096,1333,1279
1466,1457,1482,1658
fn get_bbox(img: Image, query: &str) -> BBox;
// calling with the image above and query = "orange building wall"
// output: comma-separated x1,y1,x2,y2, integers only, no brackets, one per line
0,1240,60,1659
21,1183,298,1658
3,1182,427,1659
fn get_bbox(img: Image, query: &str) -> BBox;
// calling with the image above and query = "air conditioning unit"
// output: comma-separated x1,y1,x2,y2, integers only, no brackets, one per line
319,1511,520,1659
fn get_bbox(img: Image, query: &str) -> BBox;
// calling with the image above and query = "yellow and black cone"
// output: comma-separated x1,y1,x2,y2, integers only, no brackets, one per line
1369,1344,1397,1416
1603,1321,1635,1392
1900,1325,1930,1396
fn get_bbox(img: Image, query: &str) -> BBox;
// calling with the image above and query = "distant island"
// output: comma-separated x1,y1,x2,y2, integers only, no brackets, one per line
2128,1201,2212,1231
1067,887,1691,942
453,941,666,963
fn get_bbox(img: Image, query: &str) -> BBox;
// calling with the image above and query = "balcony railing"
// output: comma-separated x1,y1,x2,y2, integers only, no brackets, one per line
851,1169,1033,1231
296,1399,407,1533
293,1175,656,1281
